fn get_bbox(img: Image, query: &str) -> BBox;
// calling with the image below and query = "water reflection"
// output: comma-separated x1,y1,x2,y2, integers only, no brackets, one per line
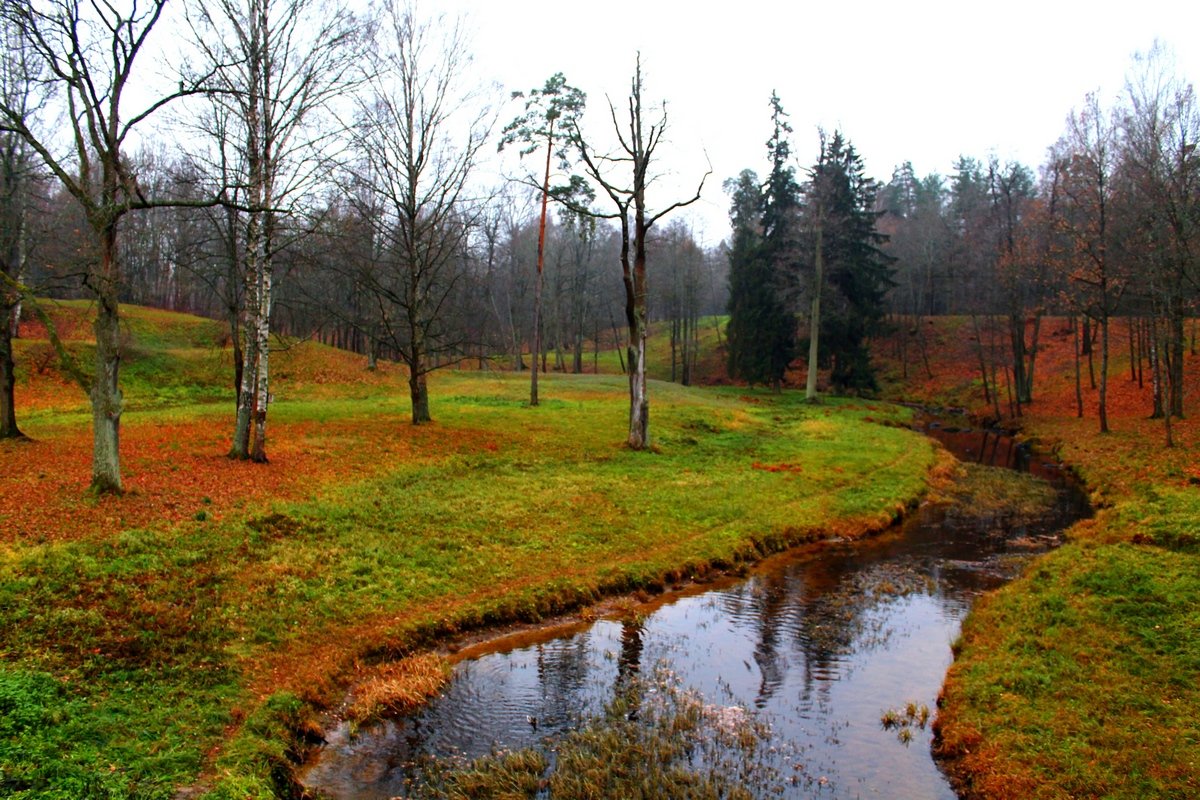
303,425,1086,799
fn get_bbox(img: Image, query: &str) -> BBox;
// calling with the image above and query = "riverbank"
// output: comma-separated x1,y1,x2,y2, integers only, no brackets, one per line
0,306,941,799
301,444,1073,800
933,418,1200,800
877,317,1200,799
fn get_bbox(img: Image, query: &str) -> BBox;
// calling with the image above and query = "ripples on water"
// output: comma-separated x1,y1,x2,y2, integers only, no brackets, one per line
303,421,1086,799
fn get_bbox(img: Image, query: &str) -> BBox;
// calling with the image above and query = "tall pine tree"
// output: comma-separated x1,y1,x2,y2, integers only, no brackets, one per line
802,131,894,393
725,94,799,389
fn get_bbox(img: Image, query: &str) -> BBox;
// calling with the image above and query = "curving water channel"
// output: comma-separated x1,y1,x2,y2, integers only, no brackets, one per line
302,417,1089,799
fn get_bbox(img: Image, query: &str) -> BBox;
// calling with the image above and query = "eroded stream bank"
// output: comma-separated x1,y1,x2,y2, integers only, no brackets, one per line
302,418,1090,799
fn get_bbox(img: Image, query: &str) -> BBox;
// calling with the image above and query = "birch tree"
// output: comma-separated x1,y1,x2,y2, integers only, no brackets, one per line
185,0,364,461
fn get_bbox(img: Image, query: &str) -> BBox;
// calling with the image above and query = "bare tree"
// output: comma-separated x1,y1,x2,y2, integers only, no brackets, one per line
566,55,708,449
1121,42,1200,423
0,15,43,440
347,0,491,424
1057,93,1126,434
0,0,217,492
185,0,365,461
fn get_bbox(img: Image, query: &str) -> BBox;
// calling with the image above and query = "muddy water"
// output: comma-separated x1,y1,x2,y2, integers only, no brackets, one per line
302,419,1088,799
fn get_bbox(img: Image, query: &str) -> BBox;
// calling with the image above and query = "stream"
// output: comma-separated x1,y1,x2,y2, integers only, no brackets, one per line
301,416,1089,799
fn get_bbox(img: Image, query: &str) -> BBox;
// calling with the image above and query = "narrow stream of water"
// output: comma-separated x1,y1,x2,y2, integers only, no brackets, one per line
302,417,1088,799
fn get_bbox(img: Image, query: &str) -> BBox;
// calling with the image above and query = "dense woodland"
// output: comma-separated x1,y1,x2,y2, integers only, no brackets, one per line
1,0,1198,490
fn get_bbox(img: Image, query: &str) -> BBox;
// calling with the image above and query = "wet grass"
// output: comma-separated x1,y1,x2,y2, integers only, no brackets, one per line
408,666,782,800
346,654,452,725
937,462,1059,524
0,307,937,798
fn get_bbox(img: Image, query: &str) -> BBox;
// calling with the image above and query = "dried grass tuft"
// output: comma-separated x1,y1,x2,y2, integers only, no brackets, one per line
348,653,451,723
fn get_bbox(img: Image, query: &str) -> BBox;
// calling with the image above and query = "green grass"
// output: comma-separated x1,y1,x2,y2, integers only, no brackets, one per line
938,541,1200,799
887,318,1200,799
0,306,938,799
13,301,234,417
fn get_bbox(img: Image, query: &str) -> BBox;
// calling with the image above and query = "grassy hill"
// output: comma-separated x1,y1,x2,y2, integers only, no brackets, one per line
0,303,938,798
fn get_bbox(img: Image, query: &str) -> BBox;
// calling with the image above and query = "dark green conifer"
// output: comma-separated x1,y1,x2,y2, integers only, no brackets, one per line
802,132,895,393
725,94,800,389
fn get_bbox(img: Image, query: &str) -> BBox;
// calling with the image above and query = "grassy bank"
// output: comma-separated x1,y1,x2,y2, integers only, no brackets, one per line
874,316,1200,799
0,305,937,798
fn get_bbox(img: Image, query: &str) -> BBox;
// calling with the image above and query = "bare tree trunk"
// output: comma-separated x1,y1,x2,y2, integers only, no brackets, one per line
609,309,626,374
1137,317,1145,388
231,212,261,459
0,303,20,439
1018,313,1041,403
686,311,696,388
90,226,123,494
622,223,650,448
970,314,992,406
1080,314,1089,419
672,316,681,383
627,317,648,448
0,233,22,439
1098,315,1110,433
1128,315,1137,382
367,333,380,371
805,218,823,403
1009,312,1029,404
228,292,244,409
1151,316,1173,446
573,326,584,374
989,318,1002,421
1004,365,1016,420
0,179,22,439
250,254,272,463
530,124,553,407
1084,316,1096,389
409,362,430,424
1150,320,1164,419
1169,295,1184,418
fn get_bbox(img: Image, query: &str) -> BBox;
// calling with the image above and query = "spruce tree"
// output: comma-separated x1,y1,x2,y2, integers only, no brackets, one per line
725,94,799,389
802,132,894,393
725,169,764,382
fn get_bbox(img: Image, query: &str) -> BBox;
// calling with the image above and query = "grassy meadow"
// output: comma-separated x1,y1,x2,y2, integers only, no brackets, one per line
0,303,937,798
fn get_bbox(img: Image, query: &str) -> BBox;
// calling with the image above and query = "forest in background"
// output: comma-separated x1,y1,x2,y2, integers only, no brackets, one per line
3,0,1196,493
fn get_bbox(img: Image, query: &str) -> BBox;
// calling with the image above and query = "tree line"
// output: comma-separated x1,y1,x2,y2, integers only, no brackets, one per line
877,43,1199,444
723,43,1198,448
1,1,1196,496
0,0,719,493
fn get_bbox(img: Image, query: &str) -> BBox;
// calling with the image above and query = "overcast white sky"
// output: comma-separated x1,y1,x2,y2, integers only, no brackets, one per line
434,0,1200,243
